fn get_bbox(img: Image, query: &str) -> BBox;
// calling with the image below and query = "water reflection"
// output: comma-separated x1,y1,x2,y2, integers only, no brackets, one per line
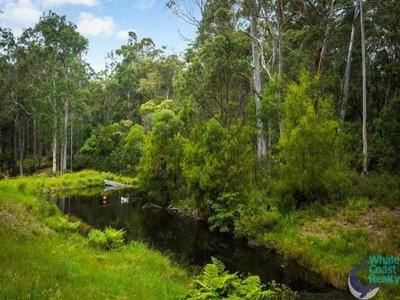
58,188,353,299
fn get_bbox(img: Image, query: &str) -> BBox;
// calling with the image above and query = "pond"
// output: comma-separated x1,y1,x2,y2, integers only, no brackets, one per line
57,188,353,299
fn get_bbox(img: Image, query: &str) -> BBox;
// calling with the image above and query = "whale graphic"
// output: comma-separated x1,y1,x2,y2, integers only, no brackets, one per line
348,261,379,299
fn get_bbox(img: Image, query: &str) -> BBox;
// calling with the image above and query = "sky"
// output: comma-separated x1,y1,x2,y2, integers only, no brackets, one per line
0,0,197,71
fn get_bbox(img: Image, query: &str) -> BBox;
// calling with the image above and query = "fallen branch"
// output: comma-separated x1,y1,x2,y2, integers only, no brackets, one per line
142,202,163,209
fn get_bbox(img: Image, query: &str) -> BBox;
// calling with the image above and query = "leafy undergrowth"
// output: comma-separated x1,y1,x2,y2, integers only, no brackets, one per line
0,174,189,299
185,257,298,299
237,197,400,299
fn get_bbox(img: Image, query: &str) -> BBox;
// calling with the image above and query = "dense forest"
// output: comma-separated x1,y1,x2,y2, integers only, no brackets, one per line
1,2,399,219
1,0,400,298
1,0,399,206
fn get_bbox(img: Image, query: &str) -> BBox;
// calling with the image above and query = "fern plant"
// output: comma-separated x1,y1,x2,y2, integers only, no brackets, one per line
104,226,125,249
185,258,298,299
88,227,125,250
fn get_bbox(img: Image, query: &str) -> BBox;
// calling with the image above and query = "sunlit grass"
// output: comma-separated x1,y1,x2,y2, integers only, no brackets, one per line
0,169,135,196
0,172,189,299
252,197,400,297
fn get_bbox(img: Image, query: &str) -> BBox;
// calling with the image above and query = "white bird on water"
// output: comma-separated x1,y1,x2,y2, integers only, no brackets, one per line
121,196,129,204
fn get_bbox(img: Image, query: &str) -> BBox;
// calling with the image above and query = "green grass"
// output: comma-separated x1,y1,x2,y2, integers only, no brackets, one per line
0,172,189,299
0,169,135,196
238,197,400,298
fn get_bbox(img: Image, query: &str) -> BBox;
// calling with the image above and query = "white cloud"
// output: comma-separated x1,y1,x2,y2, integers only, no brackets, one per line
0,0,41,31
135,0,155,10
42,0,98,6
77,12,116,37
116,29,135,40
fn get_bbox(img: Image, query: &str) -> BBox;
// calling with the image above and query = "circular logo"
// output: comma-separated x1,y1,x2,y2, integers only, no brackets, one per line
348,260,380,299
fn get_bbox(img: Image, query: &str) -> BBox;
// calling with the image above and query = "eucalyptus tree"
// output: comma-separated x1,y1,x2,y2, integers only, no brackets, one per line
245,0,266,158
28,12,88,174
174,0,251,127
0,28,17,173
113,35,183,123
339,1,359,124
0,28,32,175
359,0,367,174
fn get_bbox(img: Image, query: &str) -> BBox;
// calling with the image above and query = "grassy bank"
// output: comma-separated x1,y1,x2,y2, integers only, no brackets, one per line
0,171,189,299
235,197,400,299
0,169,136,194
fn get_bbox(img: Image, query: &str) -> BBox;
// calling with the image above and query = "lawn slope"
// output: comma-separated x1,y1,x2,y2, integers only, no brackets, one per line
0,171,189,299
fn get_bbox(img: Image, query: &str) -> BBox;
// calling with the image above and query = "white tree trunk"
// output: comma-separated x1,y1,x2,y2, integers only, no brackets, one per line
277,0,284,137
251,11,267,158
70,113,73,171
33,118,37,169
18,119,23,176
61,99,68,174
340,2,359,123
360,0,368,174
52,117,57,175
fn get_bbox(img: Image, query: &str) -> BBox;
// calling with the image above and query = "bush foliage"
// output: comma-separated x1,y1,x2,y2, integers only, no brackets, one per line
185,257,298,300
88,227,125,250
277,72,347,203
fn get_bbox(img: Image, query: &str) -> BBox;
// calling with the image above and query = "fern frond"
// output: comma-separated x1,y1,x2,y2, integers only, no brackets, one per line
211,257,225,273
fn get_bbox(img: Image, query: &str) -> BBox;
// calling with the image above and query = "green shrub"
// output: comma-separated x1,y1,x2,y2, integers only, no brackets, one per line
277,72,347,204
104,227,125,249
349,172,400,206
270,184,297,212
67,221,81,232
35,201,59,218
68,215,92,236
185,257,298,299
88,229,108,249
182,118,254,216
43,216,80,233
88,227,125,250
235,190,282,239
267,280,300,299
208,193,240,233
137,109,185,205
236,210,281,240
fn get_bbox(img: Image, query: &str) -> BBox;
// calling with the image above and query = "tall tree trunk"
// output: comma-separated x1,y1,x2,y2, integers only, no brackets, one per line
18,120,23,176
70,113,73,172
251,11,267,158
52,117,57,175
267,120,272,158
13,119,18,175
277,0,284,138
33,118,37,169
360,0,368,175
61,99,68,174
276,0,284,137
315,0,329,72
340,2,360,124
277,1,283,76
38,119,42,168
317,0,337,75
26,121,29,161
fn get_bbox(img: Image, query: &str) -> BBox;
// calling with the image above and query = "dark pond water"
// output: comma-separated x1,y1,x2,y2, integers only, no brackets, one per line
57,188,354,300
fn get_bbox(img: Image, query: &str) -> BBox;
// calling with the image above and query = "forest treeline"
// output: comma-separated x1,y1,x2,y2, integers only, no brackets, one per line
1,1,399,226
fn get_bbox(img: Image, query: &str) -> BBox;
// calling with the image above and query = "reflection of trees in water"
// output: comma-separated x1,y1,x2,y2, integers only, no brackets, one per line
140,210,211,264
57,189,328,292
